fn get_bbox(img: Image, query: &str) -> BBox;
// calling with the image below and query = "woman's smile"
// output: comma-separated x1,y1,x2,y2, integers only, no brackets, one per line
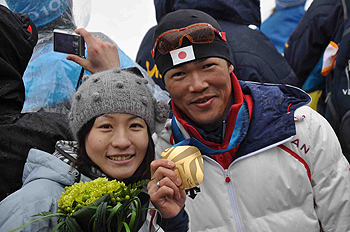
107,154,134,162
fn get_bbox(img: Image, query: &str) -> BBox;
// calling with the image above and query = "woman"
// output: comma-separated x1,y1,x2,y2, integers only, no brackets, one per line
0,67,186,231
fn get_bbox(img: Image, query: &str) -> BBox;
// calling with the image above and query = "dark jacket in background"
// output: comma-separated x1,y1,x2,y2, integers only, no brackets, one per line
0,5,73,200
284,0,344,86
136,0,299,90
284,0,350,161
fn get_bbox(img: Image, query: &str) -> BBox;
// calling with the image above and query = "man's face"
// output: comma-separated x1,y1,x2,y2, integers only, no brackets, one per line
164,57,234,131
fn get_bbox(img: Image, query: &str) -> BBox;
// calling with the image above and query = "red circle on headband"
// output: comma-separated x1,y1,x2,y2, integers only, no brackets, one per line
178,51,187,59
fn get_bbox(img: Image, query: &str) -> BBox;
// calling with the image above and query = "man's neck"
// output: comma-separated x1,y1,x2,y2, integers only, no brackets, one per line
182,98,233,143
185,93,233,130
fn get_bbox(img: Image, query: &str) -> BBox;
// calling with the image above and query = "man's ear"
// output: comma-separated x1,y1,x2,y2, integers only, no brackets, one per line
162,74,168,90
228,64,234,73
164,79,168,91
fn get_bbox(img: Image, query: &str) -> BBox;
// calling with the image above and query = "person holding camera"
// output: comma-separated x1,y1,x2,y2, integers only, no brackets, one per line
0,4,75,201
5,0,84,113
4,0,153,113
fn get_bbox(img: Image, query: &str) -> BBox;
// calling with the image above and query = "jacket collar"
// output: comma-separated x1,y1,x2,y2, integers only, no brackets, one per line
171,76,311,157
171,72,250,155
236,82,311,157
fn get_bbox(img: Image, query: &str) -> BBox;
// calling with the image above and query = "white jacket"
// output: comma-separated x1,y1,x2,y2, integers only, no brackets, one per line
152,105,350,232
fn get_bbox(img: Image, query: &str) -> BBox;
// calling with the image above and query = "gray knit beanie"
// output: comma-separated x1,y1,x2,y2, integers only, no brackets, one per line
68,67,170,139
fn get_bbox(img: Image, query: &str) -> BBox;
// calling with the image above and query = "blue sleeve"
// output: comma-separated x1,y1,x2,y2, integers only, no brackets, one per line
0,178,62,232
158,207,189,232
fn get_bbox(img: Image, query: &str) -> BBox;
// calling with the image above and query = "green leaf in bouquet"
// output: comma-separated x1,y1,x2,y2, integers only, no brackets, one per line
73,194,108,218
95,201,108,232
71,194,108,231
131,192,151,232
117,213,123,232
91,214,97,232
122,222,131,232
65,215,83,232
9,212,66,232
128,210,137,231
123,197,140,232
11,178,151,232
122,194,149,232
32,211,56,217
52,220,66,232
106,202,123,232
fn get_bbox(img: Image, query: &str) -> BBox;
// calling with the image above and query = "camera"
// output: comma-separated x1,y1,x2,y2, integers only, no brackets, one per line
53,29,85,56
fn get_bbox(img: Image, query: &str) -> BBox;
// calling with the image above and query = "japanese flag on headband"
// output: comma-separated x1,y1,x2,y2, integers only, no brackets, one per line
170,45,196,66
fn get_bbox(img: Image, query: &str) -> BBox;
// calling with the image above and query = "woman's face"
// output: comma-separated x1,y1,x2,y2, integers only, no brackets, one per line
85,113,149,180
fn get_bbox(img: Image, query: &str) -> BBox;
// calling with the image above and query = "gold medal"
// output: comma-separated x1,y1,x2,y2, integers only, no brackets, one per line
161,146,204,190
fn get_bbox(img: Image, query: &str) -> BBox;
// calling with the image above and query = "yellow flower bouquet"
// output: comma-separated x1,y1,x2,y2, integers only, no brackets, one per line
11,177,150,232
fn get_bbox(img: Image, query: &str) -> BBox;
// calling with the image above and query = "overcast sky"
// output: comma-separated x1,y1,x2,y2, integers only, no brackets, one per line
86,0,277,60
86,0,157,60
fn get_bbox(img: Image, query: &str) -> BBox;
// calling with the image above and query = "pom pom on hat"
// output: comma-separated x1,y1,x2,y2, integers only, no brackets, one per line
155,100,170,123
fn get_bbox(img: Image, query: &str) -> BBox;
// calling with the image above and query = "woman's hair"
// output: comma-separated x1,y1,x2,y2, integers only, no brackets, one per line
73,117,154,183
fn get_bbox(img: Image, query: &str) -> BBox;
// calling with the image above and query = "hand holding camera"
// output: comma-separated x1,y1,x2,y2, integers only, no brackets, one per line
54,28,120,74
53,29,85,56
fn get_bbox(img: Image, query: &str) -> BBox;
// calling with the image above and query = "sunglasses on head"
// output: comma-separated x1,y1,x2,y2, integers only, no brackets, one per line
151,23,227,58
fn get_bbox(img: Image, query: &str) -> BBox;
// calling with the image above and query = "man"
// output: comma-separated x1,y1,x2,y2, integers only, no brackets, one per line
147,9,350,231
136,0,298,91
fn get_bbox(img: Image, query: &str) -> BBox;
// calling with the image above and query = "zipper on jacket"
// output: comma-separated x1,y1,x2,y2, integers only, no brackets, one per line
203,156,244,232
225,169,244,232
200,136,295,231
222,120,227,138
